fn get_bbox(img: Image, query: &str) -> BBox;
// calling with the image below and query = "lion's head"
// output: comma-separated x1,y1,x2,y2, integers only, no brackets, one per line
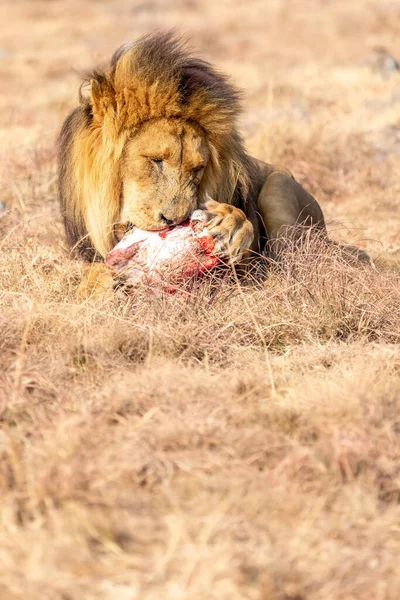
58,32,252,259
119,118,209,231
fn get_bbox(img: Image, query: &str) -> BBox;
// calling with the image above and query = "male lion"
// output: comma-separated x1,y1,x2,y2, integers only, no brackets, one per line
58,32,368,290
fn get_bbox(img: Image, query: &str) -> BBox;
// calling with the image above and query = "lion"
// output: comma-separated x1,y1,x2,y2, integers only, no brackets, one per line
58,32,370,293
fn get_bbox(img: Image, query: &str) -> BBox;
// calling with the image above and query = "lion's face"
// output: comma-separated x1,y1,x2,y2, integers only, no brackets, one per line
119,118,209,232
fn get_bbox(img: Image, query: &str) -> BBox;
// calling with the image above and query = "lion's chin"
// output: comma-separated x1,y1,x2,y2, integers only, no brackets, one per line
128,217,191,232
131,222,171,233
117,219,169,234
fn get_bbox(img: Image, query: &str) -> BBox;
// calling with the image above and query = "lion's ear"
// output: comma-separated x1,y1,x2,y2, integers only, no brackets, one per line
90,77,115,123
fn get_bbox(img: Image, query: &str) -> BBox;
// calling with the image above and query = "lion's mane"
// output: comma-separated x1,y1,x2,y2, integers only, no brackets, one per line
58,32,254,259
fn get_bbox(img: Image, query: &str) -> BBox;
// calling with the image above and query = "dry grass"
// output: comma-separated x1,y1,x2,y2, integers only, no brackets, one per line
1,0,400,598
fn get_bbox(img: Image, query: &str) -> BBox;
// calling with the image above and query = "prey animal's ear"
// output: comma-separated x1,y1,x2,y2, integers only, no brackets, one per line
89,77,116,123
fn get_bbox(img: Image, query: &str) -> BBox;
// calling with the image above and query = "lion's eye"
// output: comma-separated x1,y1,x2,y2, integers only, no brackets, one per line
151,158,163,166
193,165,204,174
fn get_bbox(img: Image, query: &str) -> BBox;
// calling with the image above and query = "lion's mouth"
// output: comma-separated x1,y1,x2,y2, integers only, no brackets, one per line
117,205,194,234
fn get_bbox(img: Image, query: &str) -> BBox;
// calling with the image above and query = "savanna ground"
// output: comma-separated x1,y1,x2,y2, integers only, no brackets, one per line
1,1,400,598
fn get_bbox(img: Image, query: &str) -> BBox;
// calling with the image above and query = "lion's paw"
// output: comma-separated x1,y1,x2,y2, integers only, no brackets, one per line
77,263,114,300
202,200,254,262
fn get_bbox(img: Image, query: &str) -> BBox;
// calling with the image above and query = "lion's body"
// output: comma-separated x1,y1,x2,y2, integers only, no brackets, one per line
58,32,368,282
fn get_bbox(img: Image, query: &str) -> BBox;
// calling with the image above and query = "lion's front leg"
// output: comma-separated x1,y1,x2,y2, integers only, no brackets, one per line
203,199,254,262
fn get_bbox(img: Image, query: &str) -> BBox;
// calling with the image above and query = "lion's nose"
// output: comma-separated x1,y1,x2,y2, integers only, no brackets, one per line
160,214,175,226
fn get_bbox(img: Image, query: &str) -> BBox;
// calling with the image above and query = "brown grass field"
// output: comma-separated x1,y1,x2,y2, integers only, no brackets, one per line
1,1,400,598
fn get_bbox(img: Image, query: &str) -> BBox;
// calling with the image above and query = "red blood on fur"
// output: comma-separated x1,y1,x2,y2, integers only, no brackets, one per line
105,241,142,266
197,236,216,255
